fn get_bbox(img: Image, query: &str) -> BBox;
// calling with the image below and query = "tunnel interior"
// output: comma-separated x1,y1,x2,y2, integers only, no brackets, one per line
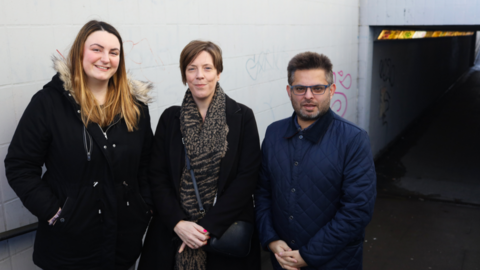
369,25,480,206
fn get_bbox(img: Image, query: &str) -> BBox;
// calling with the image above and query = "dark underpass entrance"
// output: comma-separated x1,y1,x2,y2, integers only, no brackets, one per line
364,28,480,270
375,63,480,206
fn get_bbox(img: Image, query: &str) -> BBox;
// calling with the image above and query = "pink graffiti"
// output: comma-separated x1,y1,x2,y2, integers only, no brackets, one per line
123,38,164,83
330,70,351,118
331,91,348,117
333,70,352,89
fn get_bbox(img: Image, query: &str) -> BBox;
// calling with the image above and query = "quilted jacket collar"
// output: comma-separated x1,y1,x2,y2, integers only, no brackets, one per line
284,108,334,144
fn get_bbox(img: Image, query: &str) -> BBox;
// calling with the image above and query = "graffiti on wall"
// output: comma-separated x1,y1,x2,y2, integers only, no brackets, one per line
123,38,165,83
245,50,280,80
331,70,352,118
379,58,395,87
379,58,394,125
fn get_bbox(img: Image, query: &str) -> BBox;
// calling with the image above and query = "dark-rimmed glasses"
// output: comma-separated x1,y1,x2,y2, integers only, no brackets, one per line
289,84,331,96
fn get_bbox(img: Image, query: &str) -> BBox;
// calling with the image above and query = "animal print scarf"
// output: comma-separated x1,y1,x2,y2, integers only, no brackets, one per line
176,83,229,270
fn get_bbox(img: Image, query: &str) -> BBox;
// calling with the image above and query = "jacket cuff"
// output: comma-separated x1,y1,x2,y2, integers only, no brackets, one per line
263,236,281,251
299,246,316,268
165,212,188,232
197,217,223,238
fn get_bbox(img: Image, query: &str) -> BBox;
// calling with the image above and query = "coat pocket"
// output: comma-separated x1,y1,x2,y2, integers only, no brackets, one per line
51,197,72,231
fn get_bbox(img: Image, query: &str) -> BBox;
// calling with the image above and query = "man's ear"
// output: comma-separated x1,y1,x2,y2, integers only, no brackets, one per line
329,83,337,98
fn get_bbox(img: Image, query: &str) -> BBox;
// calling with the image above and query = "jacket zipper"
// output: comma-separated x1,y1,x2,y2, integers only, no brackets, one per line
83,127,92,161
123,181,130,206
97,117,122,140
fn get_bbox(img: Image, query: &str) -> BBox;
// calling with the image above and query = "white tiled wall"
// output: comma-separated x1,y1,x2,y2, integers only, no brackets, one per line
0,232,39,270
1,0,360,268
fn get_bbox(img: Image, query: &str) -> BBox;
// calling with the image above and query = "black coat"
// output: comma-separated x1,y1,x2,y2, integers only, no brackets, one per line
4,61,153,270
138,95,261,270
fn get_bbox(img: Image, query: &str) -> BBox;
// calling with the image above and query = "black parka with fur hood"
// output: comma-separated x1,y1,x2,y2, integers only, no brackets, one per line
4,59,154,270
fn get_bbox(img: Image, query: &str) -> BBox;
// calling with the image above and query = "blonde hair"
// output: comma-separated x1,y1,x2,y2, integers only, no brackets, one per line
68,20,140,131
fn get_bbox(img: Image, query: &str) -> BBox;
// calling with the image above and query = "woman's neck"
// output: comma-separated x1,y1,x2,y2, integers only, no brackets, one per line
193,95,214,122
87,79,109,105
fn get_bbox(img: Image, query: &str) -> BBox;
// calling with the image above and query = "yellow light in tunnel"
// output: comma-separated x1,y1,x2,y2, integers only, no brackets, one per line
378,30,474,40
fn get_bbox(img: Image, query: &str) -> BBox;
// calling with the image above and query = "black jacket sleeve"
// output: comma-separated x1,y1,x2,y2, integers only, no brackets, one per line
198,107,261,238
137,104,154,208
4,91,60,222
150,108,188,230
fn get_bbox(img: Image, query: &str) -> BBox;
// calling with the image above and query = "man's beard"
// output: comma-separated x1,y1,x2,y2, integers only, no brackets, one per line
296,106,329,121
292,97,330,122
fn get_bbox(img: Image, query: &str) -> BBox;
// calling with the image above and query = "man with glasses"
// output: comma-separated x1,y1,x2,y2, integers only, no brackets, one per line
255,52,376,270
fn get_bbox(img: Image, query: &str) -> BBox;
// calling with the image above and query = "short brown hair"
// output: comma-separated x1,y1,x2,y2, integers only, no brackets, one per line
287,52,333,85
179,40,223,85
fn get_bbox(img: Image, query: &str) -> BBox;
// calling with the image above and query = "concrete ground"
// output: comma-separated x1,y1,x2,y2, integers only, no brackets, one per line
364,195,480,270
262,65,480,270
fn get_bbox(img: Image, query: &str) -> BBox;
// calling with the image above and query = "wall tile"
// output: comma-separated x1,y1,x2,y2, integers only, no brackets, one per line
70,1,92,25
137,0,154,25
164,0,178,24
11,247,39,270
0,203,5,233
0,0,5,26
0,144,17,205
50,0,72,24
123,0,141,25
0,240,9,261
4,0,31,25
30,27,56,82
4,198,37,231
5,27,35,84
0,87,16,145
106,0,126,25
27,0,53,25
8,231,35,255
0,28,12,86
0,258,12,270
86,0,109,22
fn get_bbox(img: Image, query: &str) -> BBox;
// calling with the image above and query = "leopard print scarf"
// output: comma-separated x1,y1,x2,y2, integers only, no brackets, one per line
176,83,228,270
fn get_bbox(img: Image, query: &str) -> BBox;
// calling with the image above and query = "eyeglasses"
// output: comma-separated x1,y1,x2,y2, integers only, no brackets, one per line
289,84,331,96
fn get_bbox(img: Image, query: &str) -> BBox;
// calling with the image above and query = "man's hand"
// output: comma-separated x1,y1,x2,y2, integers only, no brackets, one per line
277,250,308,269
269,240,299,270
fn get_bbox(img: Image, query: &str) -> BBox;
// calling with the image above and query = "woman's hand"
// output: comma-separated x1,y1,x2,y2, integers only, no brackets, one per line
174,221,210,252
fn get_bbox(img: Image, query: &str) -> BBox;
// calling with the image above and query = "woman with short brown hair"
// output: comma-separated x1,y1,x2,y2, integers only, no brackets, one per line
139,40,261,270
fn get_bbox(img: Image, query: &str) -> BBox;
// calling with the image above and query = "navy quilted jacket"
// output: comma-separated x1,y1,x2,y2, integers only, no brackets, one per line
255,109,376,270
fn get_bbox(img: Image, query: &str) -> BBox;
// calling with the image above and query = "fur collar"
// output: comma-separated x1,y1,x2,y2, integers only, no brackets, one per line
52,57,153,104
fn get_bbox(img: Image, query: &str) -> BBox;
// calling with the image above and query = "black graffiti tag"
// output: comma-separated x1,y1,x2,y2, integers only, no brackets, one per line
379,58,395,87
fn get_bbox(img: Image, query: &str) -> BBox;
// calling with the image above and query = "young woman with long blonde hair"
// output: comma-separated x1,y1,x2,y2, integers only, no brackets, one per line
5,20,153,270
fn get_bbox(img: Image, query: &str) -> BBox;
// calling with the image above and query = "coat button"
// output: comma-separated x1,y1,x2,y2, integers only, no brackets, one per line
289,216,293,220
77,110,80,113
68,93,71,96
294,161,298,166
291,240,295,244
299,135,303,139
104,145,107,149
113,144,116,148
60,218,65,223
291,188,296,193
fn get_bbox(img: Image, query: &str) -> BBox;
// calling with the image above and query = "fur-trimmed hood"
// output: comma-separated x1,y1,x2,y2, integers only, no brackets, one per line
52,57,153,104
